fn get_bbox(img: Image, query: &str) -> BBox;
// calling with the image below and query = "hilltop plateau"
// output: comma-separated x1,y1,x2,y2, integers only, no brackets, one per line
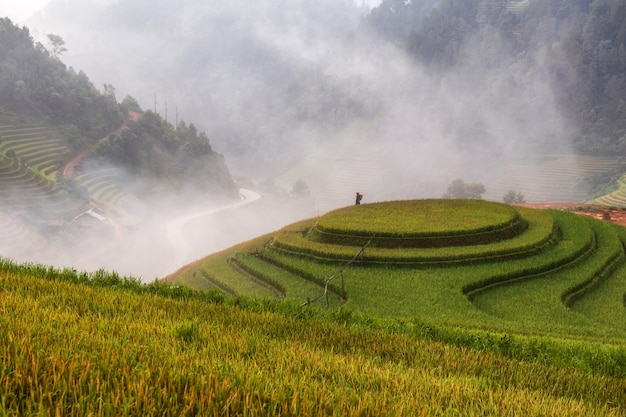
169,199,626,341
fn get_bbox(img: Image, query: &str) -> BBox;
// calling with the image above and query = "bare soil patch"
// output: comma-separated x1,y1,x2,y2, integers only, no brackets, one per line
519,203,626,227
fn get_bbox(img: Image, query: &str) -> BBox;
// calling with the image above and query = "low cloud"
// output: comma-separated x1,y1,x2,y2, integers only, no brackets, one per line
5,1,580,277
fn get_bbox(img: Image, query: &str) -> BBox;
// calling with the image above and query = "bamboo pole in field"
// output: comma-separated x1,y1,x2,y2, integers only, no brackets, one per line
301,240,371,307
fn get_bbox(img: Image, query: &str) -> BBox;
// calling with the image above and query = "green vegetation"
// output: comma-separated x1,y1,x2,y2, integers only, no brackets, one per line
0,19,123,141
441,178,486,199
0,17,238,251
173,200,626,345
272,207,553,263
315,199,517,238
503,189,525,204
0,120,81,226
1,255,626,415
591,173,626,207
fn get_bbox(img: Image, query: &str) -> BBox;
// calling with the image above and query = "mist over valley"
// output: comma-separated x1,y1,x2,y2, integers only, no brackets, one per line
3,0,626,280
5,2,626,414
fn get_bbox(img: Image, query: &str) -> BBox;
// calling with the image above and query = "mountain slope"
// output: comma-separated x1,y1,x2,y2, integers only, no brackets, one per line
0,258,624,415
0,17,239,273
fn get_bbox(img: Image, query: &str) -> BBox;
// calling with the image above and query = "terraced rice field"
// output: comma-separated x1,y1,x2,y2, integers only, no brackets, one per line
171,199,626,340
591,174,626,207
483,154,620,203
0,123,69,180
72,166,138,220
2,260,626,415
0,121,78,216
0,119,141,227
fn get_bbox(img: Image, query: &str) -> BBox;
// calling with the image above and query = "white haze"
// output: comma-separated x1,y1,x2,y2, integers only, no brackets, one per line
0,0,49,23
1,0,576,280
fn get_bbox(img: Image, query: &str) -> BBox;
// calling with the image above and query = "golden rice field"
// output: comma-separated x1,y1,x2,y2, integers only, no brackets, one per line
0,262,625,416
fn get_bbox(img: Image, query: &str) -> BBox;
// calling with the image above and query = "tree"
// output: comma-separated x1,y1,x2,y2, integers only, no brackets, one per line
291,179,309,197
121,95,142,113
103,83,116,99
46,34,67,58
442,178,486,199
503,189,526,204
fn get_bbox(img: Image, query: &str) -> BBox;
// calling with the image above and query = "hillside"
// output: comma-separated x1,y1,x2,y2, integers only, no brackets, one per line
1,256,625,415
170,199,626,343
0,18,237,197
364,0,626,155
0,17,239,269
4,2,626,413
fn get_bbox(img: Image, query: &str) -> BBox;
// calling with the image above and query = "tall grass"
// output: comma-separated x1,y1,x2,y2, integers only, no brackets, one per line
0,267,625,415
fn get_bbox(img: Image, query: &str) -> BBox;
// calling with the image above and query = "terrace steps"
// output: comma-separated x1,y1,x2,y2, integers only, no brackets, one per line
0,121,79,220
72,165,139,222
482,154,620,203
191,200,626,338
469,216,626,332
591,174,626,207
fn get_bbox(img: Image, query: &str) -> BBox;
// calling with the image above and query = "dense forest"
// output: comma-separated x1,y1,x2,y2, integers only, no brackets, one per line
363,0,626,154
0,17,237,196
0,17,123,145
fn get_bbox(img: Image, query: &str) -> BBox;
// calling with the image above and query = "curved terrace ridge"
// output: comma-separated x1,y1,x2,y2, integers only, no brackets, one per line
271,208,555,265
312,199,525,248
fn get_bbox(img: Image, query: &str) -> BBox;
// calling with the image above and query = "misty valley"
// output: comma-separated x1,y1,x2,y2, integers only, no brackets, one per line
3,0,626,414
4,0,626,280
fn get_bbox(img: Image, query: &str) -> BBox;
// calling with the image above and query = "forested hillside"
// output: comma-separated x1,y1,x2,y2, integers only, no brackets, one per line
0,17,236,195
0,18,123,146
0,17,239,275
363,0,626,154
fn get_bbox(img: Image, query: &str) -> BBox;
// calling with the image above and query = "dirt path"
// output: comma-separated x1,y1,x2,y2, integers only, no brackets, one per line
519,203,626,227
62,111,141,178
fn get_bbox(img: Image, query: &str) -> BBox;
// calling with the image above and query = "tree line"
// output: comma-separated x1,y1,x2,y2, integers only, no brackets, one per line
0,17,236,196
0,18,124,143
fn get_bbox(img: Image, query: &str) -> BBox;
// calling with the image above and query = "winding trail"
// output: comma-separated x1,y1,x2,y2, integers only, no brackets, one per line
164,188,261,274
62,111,140,178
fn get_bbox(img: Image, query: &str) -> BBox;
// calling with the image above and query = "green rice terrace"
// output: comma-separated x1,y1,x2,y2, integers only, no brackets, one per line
0,120,80,221
0,117,133,223
172,199,626,342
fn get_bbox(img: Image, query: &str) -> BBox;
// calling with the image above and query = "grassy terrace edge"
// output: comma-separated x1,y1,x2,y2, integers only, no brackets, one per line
314,199,521,238
1,268,626,414
271,208,555,264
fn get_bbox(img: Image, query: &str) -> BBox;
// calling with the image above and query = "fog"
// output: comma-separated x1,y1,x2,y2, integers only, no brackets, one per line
2,0,578,280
